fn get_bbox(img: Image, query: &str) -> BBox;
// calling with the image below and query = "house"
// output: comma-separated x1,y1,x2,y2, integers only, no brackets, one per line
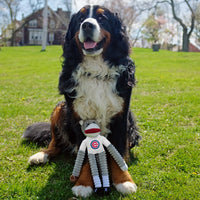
22,7,70,45
189,42,200,52
2,7,70,46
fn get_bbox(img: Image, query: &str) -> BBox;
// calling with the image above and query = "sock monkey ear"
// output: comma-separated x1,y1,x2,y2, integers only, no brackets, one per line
79,120,84,126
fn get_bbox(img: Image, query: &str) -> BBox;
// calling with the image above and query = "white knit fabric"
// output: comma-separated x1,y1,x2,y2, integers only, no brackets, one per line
93,175,102,188
102,175,110,187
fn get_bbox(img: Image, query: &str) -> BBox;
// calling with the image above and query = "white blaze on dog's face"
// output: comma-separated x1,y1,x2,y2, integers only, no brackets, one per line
78,6,103,56
79,18,102,51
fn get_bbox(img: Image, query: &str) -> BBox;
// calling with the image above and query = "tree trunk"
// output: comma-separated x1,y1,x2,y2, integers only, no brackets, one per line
168,0,195,52
10,30,15,46
182,29,189,52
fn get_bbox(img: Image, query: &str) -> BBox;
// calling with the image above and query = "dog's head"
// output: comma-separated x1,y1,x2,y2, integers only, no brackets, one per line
63,5,130,64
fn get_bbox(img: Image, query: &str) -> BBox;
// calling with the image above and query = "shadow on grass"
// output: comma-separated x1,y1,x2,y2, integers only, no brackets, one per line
26,154,77,200
22,140,76,199
21,139,47,149
129,151,140,166
23,139,139,200
26,156,130,200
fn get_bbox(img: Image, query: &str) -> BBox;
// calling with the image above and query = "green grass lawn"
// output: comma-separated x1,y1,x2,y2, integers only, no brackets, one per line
0,46,199,200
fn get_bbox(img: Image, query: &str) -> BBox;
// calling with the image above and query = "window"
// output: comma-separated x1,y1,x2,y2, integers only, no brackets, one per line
29,19,37,27
50,20,55,28
49,32,54,44
29,30,43,44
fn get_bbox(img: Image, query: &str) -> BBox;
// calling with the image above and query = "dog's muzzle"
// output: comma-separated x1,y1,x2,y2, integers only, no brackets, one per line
78,18,103,55
82,22,96,39
79,18,101,44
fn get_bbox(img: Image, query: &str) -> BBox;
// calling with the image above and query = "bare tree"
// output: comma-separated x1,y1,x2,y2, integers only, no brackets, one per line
0,0,22,46
29,0,43,12
137,0,199,52
194,2,200,43
41,0,47,51
63,0,72,12
104,0,139,44
63,0,94,13
167,0,196,51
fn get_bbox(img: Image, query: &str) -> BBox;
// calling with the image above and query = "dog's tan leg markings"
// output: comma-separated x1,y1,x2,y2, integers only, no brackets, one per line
110,157,137,194
28,103,64,165
72,161,93,197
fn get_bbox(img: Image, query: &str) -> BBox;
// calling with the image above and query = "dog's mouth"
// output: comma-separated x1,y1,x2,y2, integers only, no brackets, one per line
82,38,104,52
84,40,97,49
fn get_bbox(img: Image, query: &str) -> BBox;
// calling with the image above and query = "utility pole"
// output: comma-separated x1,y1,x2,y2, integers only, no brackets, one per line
41,0,48,51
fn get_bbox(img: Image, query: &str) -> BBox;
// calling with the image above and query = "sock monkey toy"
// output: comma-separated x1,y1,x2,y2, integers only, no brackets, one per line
70,120,128,196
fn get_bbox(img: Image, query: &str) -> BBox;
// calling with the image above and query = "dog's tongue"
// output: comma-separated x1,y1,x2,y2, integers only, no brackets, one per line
84,41,97,49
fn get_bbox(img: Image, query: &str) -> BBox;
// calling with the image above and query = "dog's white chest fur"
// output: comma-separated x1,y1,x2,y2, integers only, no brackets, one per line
73,56,123,135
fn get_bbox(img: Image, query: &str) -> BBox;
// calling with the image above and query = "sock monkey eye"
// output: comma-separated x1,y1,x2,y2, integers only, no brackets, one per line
86,122,90,127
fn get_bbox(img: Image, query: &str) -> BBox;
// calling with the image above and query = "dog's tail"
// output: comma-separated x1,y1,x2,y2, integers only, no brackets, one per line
22,122,52,146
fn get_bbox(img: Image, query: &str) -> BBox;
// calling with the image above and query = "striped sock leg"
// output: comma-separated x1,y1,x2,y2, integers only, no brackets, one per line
102,175,110,187
93,176,102,188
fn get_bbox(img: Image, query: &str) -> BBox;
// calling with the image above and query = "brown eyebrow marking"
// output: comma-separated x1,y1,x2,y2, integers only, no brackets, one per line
80,7,87,13
97,8,104,14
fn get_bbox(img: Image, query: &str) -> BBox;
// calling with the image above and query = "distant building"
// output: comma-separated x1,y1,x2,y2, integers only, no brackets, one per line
189,42,200,52
1,7,70,46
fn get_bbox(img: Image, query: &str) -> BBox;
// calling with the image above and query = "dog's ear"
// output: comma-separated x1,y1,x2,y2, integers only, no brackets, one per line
103,12,130,65
62,13,82,66
112,12,130,56
59,14,82,96
65,14,76,42
114,13,128,41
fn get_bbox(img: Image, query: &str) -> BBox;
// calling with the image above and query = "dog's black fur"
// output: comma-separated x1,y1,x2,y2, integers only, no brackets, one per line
23,5,140,160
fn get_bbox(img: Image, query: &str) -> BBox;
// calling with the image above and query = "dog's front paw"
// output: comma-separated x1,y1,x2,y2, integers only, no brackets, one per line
114,181,137,194
28,152,49,165
72,185,93,198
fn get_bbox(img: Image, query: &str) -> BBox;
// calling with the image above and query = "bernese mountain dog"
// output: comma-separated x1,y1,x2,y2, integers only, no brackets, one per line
23,5,140,197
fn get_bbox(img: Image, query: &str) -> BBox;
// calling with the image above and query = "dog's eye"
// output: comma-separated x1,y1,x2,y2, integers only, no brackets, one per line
79,16,85,23
80,17,84,23
98,14,104,21
97,14,107,22
98,15,103,21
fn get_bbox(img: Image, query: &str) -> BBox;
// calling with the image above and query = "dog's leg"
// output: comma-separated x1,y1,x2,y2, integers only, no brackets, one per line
110,157,137,194
28,152,49,165
28,131,61,165
28,147,60,165
72,161,93,198
28,102,65,165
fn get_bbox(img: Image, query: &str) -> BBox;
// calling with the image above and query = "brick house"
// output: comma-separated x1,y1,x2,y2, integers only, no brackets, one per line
17,7,70,45
189,42,200,52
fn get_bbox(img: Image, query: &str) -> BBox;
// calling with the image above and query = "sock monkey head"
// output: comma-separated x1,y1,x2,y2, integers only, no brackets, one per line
80,120,101,138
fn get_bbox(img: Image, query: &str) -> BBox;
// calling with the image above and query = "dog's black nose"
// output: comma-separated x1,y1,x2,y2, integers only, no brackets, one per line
82,22,95,31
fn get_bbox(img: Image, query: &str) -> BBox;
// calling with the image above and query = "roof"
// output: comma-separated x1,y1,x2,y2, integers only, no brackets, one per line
22,6,70,28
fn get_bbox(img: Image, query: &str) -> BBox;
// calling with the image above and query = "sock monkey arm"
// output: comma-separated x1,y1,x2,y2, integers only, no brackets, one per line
72,139,87,178
72,150,86,177
106,144,128,171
